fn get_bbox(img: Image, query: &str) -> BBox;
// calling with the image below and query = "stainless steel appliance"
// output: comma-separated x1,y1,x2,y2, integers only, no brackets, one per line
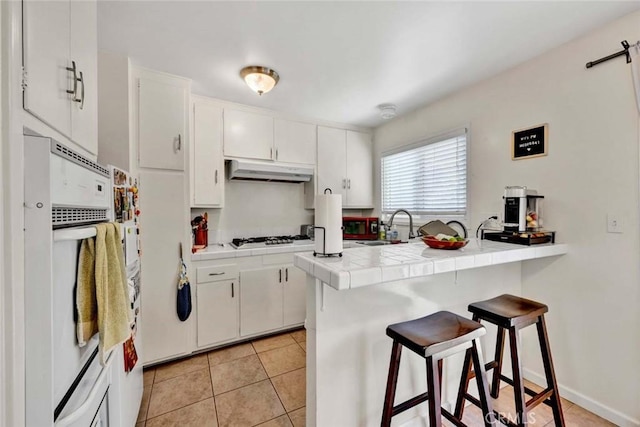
230,234,311,249
502,186,544,232
342,217,379,240
300,224,314,240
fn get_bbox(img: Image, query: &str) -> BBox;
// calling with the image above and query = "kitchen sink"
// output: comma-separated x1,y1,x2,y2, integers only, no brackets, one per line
355,240,392,246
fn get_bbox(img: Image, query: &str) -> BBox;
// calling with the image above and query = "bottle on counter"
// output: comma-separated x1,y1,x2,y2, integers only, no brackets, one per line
379,221,386,240
391,225,399,241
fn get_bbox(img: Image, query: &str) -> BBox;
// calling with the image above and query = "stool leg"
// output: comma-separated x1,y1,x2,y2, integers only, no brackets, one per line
453,348,472,419
426,356,442,427
471,337,496,427
381,341,402,427
491,326,506,398
508,327,527,427
536,316,565,427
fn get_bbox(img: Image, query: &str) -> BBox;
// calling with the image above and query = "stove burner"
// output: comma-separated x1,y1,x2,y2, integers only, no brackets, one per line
230,234,310,249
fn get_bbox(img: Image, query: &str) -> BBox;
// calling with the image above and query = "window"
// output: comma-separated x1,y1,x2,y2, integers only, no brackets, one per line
381,128,467,216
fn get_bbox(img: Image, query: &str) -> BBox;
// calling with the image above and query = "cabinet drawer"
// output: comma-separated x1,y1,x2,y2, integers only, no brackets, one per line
197,264,239,283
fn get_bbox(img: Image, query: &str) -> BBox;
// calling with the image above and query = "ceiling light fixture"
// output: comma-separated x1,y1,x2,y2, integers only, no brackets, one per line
378,103,397,120
240,66,280,96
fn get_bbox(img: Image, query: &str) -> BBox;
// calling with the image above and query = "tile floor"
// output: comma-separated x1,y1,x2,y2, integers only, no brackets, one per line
137,328,613,427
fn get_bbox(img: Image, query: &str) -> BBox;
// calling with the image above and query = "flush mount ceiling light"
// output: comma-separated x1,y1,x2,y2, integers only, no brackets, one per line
378,103,397,120
240,66,280,96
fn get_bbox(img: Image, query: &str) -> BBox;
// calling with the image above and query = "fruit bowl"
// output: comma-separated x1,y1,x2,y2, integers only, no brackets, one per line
421,235,469,250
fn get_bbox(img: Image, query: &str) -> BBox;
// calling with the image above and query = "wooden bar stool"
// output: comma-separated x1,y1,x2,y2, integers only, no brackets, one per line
381,311,496,427
454,294,565,427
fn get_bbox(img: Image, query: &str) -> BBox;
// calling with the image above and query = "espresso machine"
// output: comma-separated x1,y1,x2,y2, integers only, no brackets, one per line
482,186,555,245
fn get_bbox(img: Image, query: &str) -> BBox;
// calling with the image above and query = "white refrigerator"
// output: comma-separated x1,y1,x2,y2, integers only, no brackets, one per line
109,165,144,426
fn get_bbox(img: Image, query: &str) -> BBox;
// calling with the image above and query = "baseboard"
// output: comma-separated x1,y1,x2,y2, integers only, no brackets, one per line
523,368,640,427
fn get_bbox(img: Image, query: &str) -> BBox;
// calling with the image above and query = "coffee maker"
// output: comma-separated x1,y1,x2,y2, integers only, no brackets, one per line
503,186,543,232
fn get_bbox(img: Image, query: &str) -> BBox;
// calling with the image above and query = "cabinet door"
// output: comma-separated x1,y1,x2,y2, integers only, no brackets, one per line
69,0,98,155
138,78,187,171
193,101,224,207
223,109,273,160
346,130,373,208
197,280,238,347
274,119,316,165
22,0,72,137
138,170,190,363
240,267,283,336
317,126,347,201
283,265,306,326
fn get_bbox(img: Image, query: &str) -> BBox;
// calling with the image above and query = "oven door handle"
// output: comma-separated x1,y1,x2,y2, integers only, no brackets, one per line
53,226,97,242
55,351,114,427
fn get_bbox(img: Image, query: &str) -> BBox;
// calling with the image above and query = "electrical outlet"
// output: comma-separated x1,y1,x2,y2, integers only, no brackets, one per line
607,213,623,233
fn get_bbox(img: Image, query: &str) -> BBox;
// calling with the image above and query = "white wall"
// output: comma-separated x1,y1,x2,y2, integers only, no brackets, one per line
374,10,640,426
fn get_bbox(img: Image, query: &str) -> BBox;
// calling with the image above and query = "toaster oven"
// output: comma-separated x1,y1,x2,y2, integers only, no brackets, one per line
343,217,379,240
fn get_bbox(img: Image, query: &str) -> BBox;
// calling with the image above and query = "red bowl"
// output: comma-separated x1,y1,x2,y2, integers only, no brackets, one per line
421,236,469,250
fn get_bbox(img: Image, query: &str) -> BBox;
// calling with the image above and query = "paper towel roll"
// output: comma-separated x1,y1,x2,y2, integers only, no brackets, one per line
314,193,343,255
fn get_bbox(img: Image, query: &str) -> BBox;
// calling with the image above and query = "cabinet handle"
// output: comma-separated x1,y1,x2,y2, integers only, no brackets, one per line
209,272,224,276
270,148,273,159
178,134,182,151
285,268,288,282
215,169,218,184
77,71,85,110
231,282,234,298
276,149,279,160
347,179,351,189
342,179,346,189
66,61,78,99
279,269,282,283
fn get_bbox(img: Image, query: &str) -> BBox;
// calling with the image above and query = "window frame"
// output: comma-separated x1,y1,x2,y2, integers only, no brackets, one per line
380,126,470,224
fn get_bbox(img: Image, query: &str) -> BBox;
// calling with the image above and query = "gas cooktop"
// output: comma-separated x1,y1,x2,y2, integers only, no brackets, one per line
230,235,311,249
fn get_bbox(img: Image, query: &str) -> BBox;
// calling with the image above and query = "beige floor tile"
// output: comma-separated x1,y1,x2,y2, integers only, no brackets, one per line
154,354,209,383
147,368,213,419
288,407,306,427
289,329,306,344
210,354,268,395
252,334,297,353
215,380,286,427
143,369,155,387
137,387,151,422
271,368,305,412
256,415,293,427
258,344,306,377
561,404,616,426
146,398,218,427
298,342,306,352
208,343,256,367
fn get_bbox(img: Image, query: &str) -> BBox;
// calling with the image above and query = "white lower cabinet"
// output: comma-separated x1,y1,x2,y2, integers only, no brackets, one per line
240,267,284,336
283,264,306,326
197,280,239,347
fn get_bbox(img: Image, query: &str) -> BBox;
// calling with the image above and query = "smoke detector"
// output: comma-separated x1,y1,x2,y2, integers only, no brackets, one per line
378,103,397,120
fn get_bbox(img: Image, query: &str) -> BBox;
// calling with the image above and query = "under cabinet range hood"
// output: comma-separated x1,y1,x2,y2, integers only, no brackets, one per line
227,159,313,183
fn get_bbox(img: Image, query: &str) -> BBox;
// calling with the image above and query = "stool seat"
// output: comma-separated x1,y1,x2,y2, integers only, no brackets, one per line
387,311,486,357
468,294,548,328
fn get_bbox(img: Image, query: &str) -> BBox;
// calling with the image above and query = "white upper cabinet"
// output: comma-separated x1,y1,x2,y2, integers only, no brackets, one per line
22,0,98,155
274,119,316,165
223,109,273,160
317,126,347,199
317,126,373,208
69,0,98,155
138,75,188,171
345,130,373,208
192,98,224,207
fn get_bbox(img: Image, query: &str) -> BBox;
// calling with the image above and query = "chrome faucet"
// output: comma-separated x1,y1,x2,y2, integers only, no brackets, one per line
387,209,416,239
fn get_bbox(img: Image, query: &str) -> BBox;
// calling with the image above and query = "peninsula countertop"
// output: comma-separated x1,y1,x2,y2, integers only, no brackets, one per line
294,238,568,290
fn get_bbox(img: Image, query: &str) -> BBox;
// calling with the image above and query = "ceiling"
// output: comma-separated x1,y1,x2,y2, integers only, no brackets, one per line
98,1,640,128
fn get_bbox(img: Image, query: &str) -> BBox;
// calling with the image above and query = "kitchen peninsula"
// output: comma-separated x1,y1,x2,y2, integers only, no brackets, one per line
294,239,568,426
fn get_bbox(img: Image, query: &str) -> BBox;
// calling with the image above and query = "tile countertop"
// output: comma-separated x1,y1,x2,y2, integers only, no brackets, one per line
191,241,361,261
293,238,568,291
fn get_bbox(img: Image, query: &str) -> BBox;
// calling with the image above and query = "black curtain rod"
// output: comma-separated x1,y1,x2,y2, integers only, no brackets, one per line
585,40,632,69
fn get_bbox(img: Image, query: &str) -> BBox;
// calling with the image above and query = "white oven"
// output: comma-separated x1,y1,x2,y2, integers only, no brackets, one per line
24,134,114,427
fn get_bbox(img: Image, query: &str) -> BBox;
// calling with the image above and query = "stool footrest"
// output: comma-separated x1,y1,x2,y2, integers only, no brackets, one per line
391,392,430,417
498,375,555,408
463,361,497,381
526,388,554,411
441,408,467,427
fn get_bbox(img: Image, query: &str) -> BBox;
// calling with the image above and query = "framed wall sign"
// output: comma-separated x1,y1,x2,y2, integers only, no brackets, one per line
511,123,548,160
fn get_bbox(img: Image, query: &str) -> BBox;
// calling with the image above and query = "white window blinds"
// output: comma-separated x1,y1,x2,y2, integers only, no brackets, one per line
381,130,467,216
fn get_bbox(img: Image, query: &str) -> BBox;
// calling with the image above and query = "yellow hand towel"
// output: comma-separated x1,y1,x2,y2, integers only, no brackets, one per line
95,222,132,365
76,237,98,347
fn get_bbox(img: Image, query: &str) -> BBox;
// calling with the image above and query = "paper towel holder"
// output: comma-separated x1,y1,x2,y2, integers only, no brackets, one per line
313,187,343,258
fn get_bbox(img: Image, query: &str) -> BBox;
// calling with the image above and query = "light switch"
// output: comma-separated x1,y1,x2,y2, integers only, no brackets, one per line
607,213,623,233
